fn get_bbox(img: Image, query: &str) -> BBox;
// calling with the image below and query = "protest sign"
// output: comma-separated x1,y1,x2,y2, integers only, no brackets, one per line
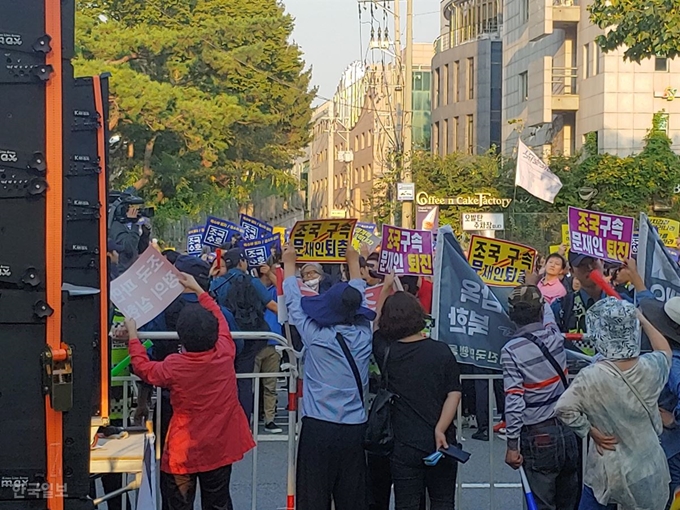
110,249,182,327
357,222,378,234
240,214,274,241
242,233,281,267
631,232,639,257
352,225,381,253
416,206,439,233
186,226,204,256
432,225,515,370
467,236,537,287
638,212,680,303
378,225,434,276
561,224,570,246
201,216,244,248
567,207,634,263
273,226,288,246
289,219,356,263
649,216,680,247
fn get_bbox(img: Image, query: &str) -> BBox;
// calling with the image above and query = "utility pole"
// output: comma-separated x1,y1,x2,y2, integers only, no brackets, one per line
327,104,335,218
391,0,402,227
401,0,414,228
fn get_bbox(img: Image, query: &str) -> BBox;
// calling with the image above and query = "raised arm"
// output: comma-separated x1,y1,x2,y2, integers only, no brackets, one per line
282,245,320,343
125,318,173,388
638,309,672,358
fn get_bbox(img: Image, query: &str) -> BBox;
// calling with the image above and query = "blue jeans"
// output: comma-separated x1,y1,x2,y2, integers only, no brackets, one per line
578,486,616,510
667,453,680,509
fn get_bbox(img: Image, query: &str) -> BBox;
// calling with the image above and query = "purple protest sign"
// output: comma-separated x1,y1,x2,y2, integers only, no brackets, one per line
567,207,635,263
378,225,434,276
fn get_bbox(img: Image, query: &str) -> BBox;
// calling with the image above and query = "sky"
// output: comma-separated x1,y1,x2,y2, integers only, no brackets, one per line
282,0,442,102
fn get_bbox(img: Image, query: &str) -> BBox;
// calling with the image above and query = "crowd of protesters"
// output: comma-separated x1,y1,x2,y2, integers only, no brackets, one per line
102,203,680,510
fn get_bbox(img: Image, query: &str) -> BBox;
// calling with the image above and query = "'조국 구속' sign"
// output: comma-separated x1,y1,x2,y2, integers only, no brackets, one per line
567,207,635,263
378,225,434,276
467,235,537,287
289,219,357,262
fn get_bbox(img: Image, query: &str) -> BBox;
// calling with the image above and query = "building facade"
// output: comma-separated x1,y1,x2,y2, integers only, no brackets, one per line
503,0,680,157
431,0,503,156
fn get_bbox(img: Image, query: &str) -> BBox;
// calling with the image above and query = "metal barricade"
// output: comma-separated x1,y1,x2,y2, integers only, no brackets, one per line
113,331,300,510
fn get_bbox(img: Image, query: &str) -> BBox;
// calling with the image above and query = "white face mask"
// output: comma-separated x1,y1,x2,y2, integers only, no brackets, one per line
304,278,320,291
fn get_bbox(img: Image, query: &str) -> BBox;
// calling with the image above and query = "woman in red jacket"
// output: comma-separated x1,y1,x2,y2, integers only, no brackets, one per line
125,273,255,510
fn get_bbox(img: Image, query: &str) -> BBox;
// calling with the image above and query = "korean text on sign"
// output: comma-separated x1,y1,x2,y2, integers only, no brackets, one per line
378,225,434,276
567,207,635,263
242,233,281,267
201,216,244,248
467,235,536,287
240,214,274,241
110,249,183,327
289,219,357,263
352,226,381,252
186,226,204,256
649,216,680,248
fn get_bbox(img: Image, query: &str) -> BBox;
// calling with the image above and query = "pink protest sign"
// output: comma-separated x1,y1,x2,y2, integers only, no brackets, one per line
378,225,434,276
110,249,183,327
567,207,635,263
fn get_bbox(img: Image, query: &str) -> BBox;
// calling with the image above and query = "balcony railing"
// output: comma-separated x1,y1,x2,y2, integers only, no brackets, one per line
553,0,577,5
434,20,501,53
552,67,578,95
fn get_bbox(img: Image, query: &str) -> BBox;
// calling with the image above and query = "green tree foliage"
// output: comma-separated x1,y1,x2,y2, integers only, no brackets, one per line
589,0,680,62
74,0,315,221
411,113,680,253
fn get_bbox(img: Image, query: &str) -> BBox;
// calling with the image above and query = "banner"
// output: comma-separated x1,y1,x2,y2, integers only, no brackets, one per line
352,225,381,253
273,226,289,246
561,224,570,246
357,222,378,234
649,216,680,247
201,216,244,248
289,219,356,263
242,233,281,267
378,225,434,276
631,232,639,257
186,226,204,256
567,207,634,263
467,236,537,287
110,249,183,327
136,434,157,510
240,213,274,241
432,225,515,370
639,213,680,302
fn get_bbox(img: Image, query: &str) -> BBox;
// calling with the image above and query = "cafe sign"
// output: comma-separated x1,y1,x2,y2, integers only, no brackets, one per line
416,191,512,208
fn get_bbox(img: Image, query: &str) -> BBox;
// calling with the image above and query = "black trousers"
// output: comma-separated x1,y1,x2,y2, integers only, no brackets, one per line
161,465,233,510
473,367,505,431
390,445,458,510
296,417,368,510
520,418,581,510
368,453,426,510
235,339,268,421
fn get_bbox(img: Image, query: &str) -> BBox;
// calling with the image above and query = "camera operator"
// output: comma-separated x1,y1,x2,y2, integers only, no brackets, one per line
109,191,152,274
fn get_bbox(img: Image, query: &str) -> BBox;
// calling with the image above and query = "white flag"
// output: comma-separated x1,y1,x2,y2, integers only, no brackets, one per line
515,140,563,203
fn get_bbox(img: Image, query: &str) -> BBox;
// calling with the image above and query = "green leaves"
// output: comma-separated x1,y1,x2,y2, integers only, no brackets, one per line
589,0,680,61
75,0,314,224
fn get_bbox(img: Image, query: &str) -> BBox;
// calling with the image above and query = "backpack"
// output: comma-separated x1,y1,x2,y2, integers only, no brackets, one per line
223,273,270,332
362,344,396,456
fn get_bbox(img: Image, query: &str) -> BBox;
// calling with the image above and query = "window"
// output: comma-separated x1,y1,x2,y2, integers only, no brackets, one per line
467,58,475,100
453,61,460,102
466,115,474,154
453,117,459,152
584,43,592,78
433,121,440,153
520,71,528,102
656,57,669,72
520,0,529,23
444,64,450,105
361,133,366,149
434,68,441,107
354,136,359,151
595,45,601,75
443,119,449,155
367,163,372,181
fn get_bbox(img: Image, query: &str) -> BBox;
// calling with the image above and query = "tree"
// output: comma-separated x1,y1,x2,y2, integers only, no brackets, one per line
74,0,315,222
589,0,680,62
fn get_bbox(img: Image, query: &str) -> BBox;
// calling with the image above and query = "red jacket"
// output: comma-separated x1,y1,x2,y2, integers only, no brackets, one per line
417,278,433,314
129,292,255,474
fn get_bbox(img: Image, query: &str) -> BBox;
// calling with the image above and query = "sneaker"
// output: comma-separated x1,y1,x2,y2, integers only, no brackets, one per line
264,422,282,434
493,421,506,434
471,429,489,441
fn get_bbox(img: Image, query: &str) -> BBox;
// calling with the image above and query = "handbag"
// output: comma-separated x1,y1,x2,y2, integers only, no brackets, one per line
334,333,396,456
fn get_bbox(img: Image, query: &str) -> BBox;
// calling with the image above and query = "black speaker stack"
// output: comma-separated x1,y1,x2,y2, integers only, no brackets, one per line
0,1,109,509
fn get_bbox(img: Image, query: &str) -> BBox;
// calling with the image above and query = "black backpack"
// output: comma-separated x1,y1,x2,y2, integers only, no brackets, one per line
223,273,270,332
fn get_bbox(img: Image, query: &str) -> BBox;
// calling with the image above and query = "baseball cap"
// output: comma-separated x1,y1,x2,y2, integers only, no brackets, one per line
107,239,123,253
567,250,594,268
508,285,544,313
174,255,211,291
223,248,246,268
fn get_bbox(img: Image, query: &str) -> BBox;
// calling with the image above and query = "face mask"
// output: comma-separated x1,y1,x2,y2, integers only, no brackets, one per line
304,278,320,291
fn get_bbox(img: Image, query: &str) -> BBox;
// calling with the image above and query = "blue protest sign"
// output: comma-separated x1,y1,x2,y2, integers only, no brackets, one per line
242,233,281,267
186,226,205,256
432,225,515,369
240,214,274,241
201,216,244,248
357,222,377,234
